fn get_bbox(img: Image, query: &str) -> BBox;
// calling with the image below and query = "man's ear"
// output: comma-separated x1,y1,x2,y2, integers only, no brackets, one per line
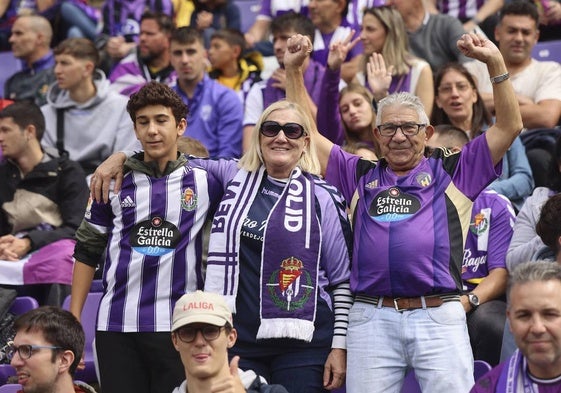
177,118,187,136
227,328,237,348
24,124,37,141
232,44,242,60
424,125,435,141
58,350,75,374
171,332,180,351
84,60,95,75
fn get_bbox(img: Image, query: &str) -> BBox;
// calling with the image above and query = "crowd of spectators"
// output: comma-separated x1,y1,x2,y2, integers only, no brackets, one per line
0,0,561,392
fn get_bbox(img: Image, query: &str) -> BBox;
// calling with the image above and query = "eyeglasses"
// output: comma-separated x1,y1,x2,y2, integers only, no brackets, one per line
259,121,305,139
437,82,471,95
4,341,62,361
378,123,426,137
175,326,224,343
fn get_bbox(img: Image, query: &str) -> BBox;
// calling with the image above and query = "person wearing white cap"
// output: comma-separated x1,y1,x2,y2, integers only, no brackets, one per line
171,291,289,393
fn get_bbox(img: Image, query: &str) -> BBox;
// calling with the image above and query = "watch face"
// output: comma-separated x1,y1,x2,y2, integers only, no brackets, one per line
469,294,480,306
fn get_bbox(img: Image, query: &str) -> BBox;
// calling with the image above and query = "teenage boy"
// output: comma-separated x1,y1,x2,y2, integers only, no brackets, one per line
70,81,224,393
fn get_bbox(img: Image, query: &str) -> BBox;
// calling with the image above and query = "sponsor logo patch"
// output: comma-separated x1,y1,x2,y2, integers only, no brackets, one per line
369,187,421,222
130,216,181,256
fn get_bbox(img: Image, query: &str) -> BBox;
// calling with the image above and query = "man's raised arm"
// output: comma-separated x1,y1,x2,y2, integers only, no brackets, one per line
284,35,334,176
457,33,523,165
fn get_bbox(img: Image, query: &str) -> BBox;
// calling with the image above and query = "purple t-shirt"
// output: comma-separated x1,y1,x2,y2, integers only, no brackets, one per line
471,360,561,393
462,190,514,292
325,135,500,297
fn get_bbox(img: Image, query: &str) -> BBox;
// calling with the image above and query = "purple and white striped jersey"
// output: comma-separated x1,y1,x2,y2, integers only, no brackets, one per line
325,135,501,298
82,159,224,332
437,0,486,20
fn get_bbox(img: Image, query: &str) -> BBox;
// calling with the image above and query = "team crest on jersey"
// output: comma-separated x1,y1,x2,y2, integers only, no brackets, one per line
181,187,197,211
416,172,432,187
470,212,489,236
365,180,378,189
130,216,181,256
267,257,313,311
201,105,212,121
369,187,421,222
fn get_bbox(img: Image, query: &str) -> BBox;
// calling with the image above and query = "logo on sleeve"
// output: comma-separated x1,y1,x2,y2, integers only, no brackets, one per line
369,187,421,222
130,216,181,256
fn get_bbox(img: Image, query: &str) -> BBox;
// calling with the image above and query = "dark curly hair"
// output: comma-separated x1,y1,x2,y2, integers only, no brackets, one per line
126,81,187,125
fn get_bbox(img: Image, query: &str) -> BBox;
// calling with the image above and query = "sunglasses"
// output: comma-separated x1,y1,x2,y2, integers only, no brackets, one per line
259,121,305,139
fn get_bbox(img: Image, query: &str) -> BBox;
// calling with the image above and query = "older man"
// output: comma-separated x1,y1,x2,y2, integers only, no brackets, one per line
4,14,56,106
470,261,561,392
284,30,522,393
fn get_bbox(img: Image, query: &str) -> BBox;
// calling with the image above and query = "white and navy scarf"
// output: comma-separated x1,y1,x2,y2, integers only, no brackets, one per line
498,350,538,393
205,166,321,342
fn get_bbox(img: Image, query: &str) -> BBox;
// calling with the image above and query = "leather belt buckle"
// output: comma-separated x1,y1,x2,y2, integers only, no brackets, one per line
393,297,406,312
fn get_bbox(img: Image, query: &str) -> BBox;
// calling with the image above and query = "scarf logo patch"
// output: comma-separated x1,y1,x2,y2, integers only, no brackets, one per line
181,187,197,211
267,257,314,312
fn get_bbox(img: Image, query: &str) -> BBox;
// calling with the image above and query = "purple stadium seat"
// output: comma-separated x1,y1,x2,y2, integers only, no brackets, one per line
474,360,492,381
8,297,39,315
531,39,561,63
0,384,21,393
0,297,40,384
234,0,261,33
62,292,102,384
0,52,22,99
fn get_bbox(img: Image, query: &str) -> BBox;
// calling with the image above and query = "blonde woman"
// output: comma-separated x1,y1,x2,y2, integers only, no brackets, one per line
357,6,434,114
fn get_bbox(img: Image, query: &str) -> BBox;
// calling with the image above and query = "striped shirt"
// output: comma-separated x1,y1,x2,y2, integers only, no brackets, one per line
75,156,223,332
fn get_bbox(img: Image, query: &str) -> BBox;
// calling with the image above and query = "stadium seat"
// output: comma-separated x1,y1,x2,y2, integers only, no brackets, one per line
0,384,21,393
531,39,561,63
9,297,39,315
0,52,22,99
62,292,103,384
235,0,261,33
474,360,492,381
0,297,40,384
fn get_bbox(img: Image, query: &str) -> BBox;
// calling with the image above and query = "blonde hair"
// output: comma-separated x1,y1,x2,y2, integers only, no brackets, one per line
362,7,413,76
239,100,321,175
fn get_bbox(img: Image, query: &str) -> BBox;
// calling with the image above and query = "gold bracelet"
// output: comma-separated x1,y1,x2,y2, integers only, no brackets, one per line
490,72,510,84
